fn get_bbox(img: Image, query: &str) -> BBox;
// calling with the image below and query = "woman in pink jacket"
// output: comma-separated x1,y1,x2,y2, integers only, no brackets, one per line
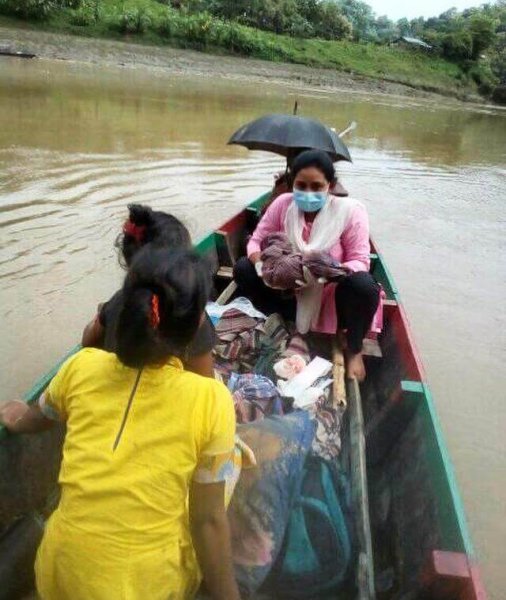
233,150,380,380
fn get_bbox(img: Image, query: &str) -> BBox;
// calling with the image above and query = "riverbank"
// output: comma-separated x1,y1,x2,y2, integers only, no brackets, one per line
0,24,484,104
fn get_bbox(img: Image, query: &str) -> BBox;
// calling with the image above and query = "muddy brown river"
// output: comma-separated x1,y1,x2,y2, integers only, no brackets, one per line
0,56,505,597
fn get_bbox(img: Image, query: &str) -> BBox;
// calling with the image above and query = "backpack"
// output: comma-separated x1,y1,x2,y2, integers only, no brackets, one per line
266,455,354,598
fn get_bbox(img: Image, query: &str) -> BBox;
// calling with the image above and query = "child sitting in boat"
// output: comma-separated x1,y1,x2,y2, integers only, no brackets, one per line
82,203,216,378
234,149,381,381
0,246,240,600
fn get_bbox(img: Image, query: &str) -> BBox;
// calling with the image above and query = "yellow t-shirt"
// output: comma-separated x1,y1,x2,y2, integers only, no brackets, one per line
35,348,235,600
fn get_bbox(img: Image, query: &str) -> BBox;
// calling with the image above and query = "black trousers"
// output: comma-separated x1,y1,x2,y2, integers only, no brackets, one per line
233,256,380,354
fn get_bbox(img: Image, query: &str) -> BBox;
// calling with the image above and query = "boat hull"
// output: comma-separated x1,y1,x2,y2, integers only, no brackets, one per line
0,192,485,599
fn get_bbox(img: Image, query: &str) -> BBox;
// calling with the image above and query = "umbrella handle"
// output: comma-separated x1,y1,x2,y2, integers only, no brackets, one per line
338,121,357,138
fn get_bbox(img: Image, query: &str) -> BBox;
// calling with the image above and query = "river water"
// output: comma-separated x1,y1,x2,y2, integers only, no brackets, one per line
0,57,505,596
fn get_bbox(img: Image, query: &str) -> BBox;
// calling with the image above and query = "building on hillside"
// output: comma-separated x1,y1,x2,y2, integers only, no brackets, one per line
391,36,433,51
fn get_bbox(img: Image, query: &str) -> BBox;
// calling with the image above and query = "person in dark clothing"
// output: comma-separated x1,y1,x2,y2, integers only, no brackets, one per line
82,204,216,377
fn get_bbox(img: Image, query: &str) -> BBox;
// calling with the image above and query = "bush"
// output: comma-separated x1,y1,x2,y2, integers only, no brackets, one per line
288,14,314,39
110,7,152,34
157,10,181,37
0,0,83,19
442,30,473,61
0,0,59,19
69,0,100,26
468,63,497,95
154,9,292,60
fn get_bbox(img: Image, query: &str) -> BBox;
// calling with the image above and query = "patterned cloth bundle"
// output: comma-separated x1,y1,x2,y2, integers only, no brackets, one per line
259,233,349,290
260,233,304,289
213,309,309,377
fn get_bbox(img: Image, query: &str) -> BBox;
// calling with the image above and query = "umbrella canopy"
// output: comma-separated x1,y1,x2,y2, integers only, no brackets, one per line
228,114,352,163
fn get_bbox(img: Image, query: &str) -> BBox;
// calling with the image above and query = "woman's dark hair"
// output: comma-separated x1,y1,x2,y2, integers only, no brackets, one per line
290,150,336,185
115,245,211,368
117,204,192,268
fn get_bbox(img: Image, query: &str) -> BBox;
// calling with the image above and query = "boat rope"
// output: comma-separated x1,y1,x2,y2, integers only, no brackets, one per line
112,368,143,451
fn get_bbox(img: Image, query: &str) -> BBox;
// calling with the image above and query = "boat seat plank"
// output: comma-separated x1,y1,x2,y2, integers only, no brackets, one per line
216,280,237,306
217,266,234,279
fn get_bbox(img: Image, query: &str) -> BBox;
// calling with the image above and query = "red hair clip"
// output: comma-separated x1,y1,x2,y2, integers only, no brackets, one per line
123,220,146,244
150,294,160,329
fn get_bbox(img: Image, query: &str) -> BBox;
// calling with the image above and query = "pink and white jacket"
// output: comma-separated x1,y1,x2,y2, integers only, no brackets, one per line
247,193,383,335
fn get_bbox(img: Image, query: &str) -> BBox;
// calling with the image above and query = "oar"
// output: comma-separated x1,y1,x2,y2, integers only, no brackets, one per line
338,121,357,138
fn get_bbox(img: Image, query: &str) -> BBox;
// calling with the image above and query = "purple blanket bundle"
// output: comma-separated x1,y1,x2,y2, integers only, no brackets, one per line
260,233,348,290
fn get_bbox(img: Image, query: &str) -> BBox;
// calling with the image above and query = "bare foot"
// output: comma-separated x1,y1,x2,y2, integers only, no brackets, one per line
345,351,366,382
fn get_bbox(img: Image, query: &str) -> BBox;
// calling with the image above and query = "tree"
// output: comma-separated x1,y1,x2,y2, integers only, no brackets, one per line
315,1,352,40
375,14,396,42
295,0,319,21
468,13,498,58
397,17,410,37
410,16,425,37
336,0,376,41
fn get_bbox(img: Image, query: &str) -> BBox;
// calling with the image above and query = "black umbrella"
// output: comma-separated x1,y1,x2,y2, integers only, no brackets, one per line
228,113,352,163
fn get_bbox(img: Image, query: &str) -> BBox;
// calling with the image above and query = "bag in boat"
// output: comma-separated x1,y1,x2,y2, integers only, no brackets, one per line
229,411,315,597
266,455,354,598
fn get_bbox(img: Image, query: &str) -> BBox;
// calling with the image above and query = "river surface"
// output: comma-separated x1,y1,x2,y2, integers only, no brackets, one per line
0,57,505,596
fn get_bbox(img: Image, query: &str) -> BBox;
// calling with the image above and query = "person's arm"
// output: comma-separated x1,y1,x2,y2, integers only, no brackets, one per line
189,481,240,600
0,399,55,434
246,193,290,262
191,381,238,597
1,352,76,434
340,203,371,272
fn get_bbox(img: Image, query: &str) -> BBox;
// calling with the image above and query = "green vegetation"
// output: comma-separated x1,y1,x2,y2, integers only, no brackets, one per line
0,0,504,99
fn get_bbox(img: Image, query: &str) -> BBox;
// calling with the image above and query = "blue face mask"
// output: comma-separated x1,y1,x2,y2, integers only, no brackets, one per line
293,189,328,213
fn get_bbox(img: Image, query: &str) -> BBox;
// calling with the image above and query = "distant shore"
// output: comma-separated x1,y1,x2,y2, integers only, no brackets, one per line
0,26,481,104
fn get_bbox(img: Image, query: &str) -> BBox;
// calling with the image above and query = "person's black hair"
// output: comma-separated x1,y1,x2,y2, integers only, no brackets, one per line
290,149,336,185
117,204,192,268
115,245,211,369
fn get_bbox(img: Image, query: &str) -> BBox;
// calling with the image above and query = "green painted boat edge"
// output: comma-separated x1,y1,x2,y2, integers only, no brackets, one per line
400,380,475,556
370,252,398,301
422,382,475,556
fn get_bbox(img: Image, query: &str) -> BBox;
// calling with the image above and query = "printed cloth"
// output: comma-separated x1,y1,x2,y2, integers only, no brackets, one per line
214,309,310,377
310,396,346,461
228,373,283,424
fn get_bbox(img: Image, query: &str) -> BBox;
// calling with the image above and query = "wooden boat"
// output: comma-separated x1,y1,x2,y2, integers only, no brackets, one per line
0,192,486,599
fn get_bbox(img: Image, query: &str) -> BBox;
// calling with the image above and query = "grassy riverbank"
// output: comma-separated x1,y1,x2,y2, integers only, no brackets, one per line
0,0,484,100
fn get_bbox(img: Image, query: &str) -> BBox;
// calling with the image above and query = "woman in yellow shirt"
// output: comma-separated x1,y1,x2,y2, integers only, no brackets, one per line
0,246,240,600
